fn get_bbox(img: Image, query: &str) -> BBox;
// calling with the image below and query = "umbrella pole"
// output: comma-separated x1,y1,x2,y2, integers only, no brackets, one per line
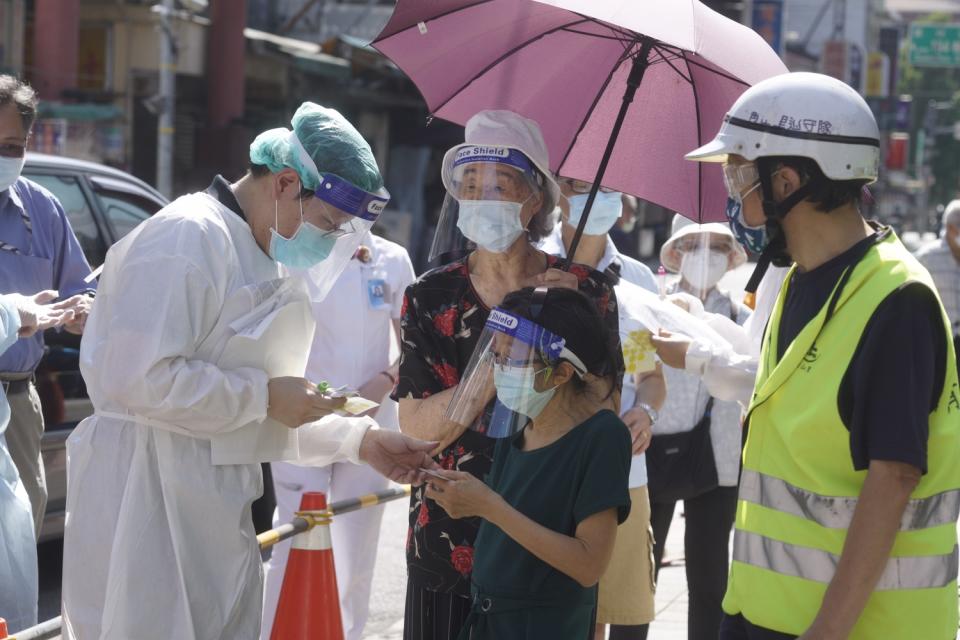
564,37,654,270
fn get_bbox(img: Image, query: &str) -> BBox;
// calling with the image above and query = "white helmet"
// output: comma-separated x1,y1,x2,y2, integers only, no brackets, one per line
686,72,880,184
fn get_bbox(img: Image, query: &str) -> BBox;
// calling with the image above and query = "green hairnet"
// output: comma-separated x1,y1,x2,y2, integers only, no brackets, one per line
249,102,383,192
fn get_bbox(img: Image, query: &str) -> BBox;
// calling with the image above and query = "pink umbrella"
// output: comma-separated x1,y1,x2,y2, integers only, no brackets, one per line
373,0,787,259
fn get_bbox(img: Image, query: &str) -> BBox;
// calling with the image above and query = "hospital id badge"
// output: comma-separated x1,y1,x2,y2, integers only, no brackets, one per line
367,278,391,310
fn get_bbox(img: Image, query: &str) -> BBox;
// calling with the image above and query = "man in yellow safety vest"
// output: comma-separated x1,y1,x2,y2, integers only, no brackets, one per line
685,71,960,640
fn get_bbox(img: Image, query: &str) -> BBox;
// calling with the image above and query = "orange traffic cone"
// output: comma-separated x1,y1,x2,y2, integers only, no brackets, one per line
0,618,7,639
269,492,344,640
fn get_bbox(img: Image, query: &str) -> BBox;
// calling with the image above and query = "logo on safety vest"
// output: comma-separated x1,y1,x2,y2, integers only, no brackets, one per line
948,382,959,414
799,345,820,372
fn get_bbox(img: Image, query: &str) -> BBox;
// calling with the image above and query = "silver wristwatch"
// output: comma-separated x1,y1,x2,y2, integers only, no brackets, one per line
636,401,659,425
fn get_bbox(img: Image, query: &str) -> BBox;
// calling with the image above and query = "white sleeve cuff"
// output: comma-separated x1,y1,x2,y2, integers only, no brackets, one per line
685,340,711,376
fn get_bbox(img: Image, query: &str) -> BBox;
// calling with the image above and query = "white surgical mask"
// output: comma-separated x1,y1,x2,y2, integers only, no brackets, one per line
680,248,729,291
566,191,623,235
0,156,25,192
457,200,526,253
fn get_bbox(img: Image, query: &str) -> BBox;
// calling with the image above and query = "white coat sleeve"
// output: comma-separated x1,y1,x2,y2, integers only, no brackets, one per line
89,255,269,435
292,415,374,466
685,340,759,406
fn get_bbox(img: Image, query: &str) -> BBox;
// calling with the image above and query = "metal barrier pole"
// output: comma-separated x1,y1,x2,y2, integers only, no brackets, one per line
4,616,62,640
258,485,411,550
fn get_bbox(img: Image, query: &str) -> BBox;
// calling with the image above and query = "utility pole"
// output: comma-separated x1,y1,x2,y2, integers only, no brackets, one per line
154,0,176,198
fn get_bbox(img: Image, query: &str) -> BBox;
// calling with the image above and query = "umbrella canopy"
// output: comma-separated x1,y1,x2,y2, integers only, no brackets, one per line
373,0,787,224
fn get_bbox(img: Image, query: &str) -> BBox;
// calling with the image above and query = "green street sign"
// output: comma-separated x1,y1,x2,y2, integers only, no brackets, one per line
909,23,960,68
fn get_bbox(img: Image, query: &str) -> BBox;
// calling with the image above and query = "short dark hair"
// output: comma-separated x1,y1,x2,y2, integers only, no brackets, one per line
248,162,314,200
767,155,868,213
498,286,618,399
0,75,38,132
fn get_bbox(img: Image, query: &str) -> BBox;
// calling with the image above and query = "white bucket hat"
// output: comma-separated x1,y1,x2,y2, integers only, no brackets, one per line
441,110,560,214
660,214,748,273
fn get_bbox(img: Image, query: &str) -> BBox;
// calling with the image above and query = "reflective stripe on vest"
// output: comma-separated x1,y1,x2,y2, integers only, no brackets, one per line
739,469,960,531
734,530,959,590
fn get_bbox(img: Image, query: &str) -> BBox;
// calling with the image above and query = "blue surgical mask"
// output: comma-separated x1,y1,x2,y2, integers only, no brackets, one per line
457,200,526,253
493,364,557,419
725,197,767,254
269,196,338,269
566,191,623,235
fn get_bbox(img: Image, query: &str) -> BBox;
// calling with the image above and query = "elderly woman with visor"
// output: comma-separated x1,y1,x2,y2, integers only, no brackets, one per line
394,110,623,640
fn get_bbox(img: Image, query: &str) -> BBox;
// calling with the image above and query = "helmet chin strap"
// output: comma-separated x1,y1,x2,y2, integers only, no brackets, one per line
745,158,823,294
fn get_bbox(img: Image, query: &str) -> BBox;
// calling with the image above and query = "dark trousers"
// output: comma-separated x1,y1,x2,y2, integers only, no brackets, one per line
719,614,797,639
403,582,472,640
610,485,739,640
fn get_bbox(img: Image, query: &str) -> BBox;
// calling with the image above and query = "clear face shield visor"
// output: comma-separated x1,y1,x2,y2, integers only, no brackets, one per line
295,172,391,300
428,145,544,264
445,307,587,439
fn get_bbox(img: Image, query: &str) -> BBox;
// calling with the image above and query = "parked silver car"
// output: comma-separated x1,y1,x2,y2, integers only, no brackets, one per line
22,152,167,542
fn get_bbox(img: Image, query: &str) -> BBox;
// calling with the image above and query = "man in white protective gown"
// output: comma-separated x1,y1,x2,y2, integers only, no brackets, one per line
61,102,438,640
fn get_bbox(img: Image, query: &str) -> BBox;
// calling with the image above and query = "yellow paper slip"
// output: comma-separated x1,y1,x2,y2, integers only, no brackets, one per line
336,397,380,416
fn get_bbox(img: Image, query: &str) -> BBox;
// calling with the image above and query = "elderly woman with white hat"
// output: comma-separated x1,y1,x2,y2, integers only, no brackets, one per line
394,110,623,640
639,215,750,640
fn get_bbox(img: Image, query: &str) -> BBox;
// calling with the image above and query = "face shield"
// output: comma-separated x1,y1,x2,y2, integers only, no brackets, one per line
294,172,391,301
675,232,735,293
445,307,587,438
428,145,544,264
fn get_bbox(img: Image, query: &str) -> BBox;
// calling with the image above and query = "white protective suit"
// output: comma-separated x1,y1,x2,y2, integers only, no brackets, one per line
62,193,375,640
0,296,38,633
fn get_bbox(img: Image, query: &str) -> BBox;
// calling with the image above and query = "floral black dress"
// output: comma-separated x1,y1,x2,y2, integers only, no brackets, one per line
394,253,623,612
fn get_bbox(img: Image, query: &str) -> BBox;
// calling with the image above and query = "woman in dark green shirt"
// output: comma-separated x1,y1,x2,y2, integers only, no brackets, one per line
427,287,632,639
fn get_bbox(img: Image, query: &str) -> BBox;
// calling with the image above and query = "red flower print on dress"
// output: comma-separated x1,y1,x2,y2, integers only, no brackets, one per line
417,501,430,528
441,454,456,470
433,307,458,337
432,362,460,388
401,294,410,319
450,545,474,576
568,264,591,282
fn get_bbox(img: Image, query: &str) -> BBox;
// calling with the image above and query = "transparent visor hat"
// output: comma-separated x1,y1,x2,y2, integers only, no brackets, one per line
428,144,544,264
285,136,391,301
673,231,736,295
445,307,588,438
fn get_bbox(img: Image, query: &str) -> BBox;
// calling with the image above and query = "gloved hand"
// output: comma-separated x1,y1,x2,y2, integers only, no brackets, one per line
268,377,346,427
52,293,94,335
359,429,440,485
9,290,76,337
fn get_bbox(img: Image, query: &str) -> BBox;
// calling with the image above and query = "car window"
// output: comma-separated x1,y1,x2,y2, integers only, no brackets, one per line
93,188,158,240
23,172,107,267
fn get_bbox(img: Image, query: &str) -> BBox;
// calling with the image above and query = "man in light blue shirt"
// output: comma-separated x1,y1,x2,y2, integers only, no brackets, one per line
0,75,95,537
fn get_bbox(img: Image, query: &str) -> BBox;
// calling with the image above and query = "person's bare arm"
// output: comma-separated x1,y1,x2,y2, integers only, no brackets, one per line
398,390,459,442
622,364,665,455
800,460,921,640
426,471,619,587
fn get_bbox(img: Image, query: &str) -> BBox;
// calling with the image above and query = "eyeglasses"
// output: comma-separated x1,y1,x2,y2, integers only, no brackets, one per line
721,162,763,199
558,177,615,194
0,143,26,159
676,237,733,254
315,204,356,239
